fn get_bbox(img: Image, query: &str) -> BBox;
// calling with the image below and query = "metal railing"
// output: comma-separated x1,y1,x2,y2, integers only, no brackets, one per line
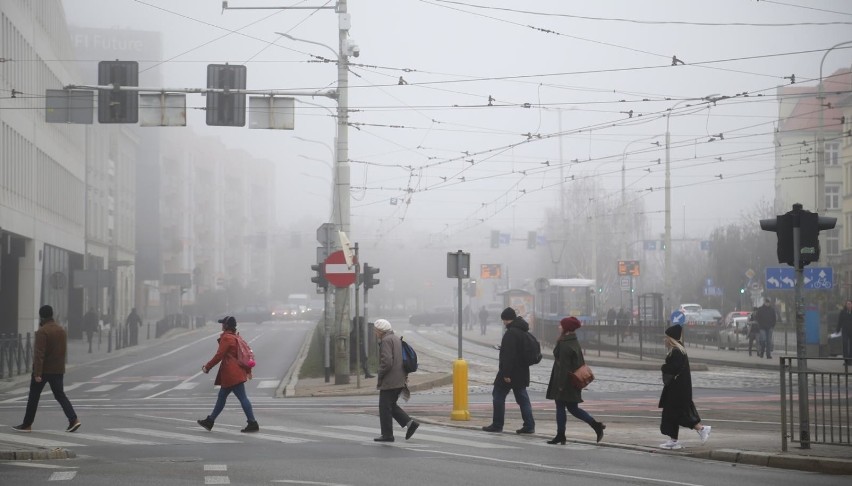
0,333,32,379
534,320,669,360
780,357,851,451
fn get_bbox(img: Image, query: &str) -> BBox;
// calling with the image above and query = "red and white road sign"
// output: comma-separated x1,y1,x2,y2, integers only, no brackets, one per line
324,250,357,288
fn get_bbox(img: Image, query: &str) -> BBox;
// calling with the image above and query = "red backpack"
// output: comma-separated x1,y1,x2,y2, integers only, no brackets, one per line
235,334,256,371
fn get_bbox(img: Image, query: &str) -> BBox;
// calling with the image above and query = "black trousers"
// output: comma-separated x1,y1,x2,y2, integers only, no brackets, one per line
378,388,411,438
22,373,77,426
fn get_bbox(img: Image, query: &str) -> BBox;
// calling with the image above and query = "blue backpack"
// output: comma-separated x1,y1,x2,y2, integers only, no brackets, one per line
400,336,418,373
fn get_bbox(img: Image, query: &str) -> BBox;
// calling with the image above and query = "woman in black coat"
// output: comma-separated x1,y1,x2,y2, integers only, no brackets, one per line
545,317,605,444
659,325,711,449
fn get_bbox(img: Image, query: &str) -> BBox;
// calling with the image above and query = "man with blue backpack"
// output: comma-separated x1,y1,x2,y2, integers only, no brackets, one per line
482,307,537,435
372,319,420,442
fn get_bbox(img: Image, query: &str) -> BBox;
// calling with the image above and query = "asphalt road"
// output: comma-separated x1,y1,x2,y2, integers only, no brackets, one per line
0,320,845,484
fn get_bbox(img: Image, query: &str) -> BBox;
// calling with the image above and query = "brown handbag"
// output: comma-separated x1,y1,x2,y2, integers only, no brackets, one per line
567,364,595,389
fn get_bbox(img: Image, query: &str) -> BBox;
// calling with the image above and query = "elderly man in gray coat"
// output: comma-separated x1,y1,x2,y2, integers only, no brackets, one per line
373,319,420,442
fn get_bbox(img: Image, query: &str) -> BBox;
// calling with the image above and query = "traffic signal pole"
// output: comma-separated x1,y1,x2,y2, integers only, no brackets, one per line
790,212,810,449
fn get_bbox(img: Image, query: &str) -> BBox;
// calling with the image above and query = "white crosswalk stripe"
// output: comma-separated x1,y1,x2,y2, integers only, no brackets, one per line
0,432,82,448
128,383,160,391
86,384,121,393
256,380,279,389
110,428,239,444
39,430,163,445
329,425,518,449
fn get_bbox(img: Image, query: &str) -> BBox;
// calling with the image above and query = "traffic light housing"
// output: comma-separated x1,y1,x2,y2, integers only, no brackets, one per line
97,61,138,123
760,213,794,266
799,211,836,266
311,263,328,291
363,263,380,290
467,279,477,296
760,203,835,268
527,231,537,249
490,230,500,249
206,64,246,127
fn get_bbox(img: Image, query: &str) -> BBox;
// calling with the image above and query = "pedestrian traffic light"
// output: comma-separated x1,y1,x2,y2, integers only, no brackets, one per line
799,210,836,266
490,230,500,249
97,61,138,123
206,64,246,127
527,231,537,249
468,279,477,296
362,263,380,290
311,263,328,291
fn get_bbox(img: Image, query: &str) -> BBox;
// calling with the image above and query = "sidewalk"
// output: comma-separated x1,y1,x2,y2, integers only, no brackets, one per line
291,326,852,475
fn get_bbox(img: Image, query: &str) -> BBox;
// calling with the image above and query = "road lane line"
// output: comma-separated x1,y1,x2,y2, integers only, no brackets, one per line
94,334,218,379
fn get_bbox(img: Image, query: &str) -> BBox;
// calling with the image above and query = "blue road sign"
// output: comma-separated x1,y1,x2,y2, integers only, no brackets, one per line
644,240,657,250
765,267,833,290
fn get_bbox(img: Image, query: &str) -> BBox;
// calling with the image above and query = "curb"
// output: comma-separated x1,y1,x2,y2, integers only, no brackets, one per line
691,449,852,475
0,447,76,461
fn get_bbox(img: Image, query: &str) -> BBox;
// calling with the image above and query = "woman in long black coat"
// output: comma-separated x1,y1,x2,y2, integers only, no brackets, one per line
659,325,711,449
545,317,605,444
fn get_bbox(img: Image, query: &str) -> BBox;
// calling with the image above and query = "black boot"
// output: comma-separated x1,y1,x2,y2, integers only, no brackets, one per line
591,421,606,443
241,420,259,433
546,432,566,445
197,417,214,431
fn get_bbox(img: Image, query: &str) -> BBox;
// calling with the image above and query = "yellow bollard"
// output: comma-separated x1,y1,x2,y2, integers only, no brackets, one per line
450,358,471,420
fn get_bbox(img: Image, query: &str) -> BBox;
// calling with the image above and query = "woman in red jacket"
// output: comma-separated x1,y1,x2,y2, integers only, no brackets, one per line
196,316,258,433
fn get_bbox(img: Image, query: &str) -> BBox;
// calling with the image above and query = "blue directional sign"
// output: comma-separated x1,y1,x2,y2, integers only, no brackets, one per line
765,267,833,290
644,240,657,250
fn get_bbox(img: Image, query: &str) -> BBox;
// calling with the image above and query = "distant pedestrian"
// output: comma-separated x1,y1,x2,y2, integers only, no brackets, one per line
82,307,98,353
606,307,616,336
746,308,759,356
617,307,629,339
545,316,605,444
658,325,711,450
197,316,259,433
126,308,143,346
482,307,535,435
479,305,489,335
756,298,777,359
373,319,419,442
835,299,852,366
12,305,81,433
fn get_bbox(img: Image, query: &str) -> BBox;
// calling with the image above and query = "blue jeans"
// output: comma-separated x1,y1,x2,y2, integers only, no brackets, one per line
491,383,535,430
758,328,774,357
554,400,595,433
209,382,255,422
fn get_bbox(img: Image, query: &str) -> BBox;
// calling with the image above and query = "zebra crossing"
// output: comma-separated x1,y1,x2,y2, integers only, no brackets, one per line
0,378,283,401
0,419,590,451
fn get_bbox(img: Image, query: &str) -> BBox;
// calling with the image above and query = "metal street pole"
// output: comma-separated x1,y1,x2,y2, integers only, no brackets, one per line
790,205,810,449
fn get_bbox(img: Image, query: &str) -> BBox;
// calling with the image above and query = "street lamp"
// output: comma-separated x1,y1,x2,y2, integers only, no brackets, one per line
664,95,719,313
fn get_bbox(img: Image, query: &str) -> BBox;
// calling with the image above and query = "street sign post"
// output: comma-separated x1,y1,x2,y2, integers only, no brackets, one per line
324,250,357,288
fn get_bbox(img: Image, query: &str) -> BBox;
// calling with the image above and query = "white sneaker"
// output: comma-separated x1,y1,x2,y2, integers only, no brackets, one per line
698,425,711,444
659,439,683,450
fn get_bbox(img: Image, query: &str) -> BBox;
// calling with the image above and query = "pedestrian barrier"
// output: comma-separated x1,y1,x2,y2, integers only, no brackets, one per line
780,357,851,451
0,332,32,379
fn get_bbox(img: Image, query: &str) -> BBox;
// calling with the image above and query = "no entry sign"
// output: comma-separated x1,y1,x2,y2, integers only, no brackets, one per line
324,250,357,288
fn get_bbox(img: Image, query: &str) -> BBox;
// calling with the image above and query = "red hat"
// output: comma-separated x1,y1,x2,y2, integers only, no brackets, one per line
560,316,582,333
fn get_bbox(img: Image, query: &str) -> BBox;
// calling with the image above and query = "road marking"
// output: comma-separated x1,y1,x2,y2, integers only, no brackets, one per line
94,333,218,379
0,432,81,447
263,425,376,443
110,428,239,444
174,382,200,390
86,384,121,392
271,481,351,485
48,471,77,481
329,425,517,449
205,476,230,485
189,427,312,444
128,383,160,391
205,464,228,471
0,462,77,469
39,430,162,445
257,380,279,389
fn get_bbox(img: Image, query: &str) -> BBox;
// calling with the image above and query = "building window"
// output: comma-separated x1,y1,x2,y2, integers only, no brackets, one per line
826,228,840,256
825,142,840,166
826,184,840,210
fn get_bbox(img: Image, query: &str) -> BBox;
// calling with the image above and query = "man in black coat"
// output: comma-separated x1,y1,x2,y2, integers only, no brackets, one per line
836,299,852,365
482,307,535,434
755,298,777,359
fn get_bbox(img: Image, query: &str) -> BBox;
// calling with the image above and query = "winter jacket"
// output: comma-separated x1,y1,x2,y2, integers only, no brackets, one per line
545,332,585,403
377,330,407,390
836,309,852,335
495,317,531,389
658,346,694,410
33,319,67,376
205,330,249,388
756,304,776,330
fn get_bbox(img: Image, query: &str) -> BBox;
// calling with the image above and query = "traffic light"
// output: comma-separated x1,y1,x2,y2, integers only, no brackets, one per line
490,230,500,249
527,231,537,249
739,288,745,294
760,212,794,266
468,279,477,296
363,263,380,290
97,61,138,123
799,211,836,266
206,64,246,127
311,263,328,291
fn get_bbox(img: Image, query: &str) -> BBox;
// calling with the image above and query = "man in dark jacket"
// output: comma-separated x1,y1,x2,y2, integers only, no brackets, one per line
13,305,81,433
756,298,777,359
482,307,535,434
836,299,852,365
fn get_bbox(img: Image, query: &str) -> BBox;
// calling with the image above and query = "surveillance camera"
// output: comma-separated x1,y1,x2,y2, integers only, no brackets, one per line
345,40,360,58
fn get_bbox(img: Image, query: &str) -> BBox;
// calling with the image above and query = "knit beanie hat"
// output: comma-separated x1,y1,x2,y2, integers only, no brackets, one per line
39,305,54,319
665,324,683,341
374,319,392,332
560,316,582,333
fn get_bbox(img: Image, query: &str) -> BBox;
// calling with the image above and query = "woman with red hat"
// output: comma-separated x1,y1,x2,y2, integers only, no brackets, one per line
544,316,605,444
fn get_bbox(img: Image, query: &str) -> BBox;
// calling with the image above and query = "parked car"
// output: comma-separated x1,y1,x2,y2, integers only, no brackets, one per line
409,306,456,326
678,303,702,320
723,310,752,327
718,316,750,350
696,309,722,325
